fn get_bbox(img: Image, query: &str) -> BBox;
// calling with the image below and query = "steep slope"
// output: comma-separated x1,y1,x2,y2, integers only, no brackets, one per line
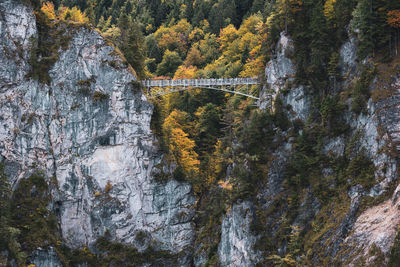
0,0,195,265
213,31,400,266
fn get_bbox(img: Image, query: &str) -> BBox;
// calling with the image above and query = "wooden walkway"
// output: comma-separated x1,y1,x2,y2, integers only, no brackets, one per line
142,78,260,99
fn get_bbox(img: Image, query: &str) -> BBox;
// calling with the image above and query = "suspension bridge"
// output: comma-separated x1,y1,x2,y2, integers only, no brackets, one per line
142,77,261,100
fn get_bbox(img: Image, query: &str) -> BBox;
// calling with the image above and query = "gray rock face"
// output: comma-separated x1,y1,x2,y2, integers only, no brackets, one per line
30,248,62,267
258,32,295,111
339,33,358,80
0,0,195,260
0,0,37,86
340,76,400,263
218,201,261,267
254,30,399,265
258,33,311,120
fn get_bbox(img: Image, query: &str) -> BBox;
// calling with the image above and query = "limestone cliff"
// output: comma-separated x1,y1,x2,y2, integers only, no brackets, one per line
217,31,400,266
0,0,194,265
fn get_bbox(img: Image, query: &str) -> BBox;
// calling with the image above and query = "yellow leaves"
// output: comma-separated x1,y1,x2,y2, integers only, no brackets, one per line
173,19,192,35
266,254,296,266
323,0,337,21
163,109,195,137
204,15,265,78
189,27,205,43
290,0,303,13
239,32,259,52
388,10,400,29
238,14,263,35
58,6,89,23
154,19,193,54
41,2,89,24
170,127,200,173
240,58,265,77
218,24,238,51
163,110,200,175
174,65,198,79
41,2,56,20
102,26,121,41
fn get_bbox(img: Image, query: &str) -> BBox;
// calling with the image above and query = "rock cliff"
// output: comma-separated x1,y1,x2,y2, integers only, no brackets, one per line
0,0,194,265
220,31,400,266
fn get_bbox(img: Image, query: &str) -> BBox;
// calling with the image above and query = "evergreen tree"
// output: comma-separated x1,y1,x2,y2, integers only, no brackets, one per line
156,50,183,77
118,12,147,78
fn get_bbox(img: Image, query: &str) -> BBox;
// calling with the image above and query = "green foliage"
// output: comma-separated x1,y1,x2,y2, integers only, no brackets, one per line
56,236,176,266
350,64,376,114
0,163,11,230
240,111,275,158
320,95,348,136
27,11,74,84
345,149,375,189
11,173,60,253
195,188,227,265
95,237,176,266
93,91,109,101
285,123,328,189
195,103,223,157
351,0,394,59
327,52,340,78
0,164,25,266
129,80,145,94
156,49,182,77
117,14,147,79
77,76,95,87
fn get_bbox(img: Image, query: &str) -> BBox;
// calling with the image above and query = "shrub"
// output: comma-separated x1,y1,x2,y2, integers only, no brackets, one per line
350,64,376,114
105,181,112,194
129,80,144,94
93,91,109,102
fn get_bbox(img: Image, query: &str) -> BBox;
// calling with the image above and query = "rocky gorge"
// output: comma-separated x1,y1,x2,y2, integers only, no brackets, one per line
1,0,400,266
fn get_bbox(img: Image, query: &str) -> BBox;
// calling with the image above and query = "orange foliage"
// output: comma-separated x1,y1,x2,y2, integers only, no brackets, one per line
163,110,199,174
169,127,200,173
174,65,198,79
41,2,56,20
184,46,204,67
158,31,182,50
388,10,400,28
105,180,112,194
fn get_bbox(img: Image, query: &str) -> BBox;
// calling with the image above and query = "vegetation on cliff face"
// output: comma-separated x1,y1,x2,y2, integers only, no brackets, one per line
27,2,89,84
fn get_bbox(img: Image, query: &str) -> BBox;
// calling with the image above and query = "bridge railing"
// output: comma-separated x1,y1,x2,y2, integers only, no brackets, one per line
142,77,259,88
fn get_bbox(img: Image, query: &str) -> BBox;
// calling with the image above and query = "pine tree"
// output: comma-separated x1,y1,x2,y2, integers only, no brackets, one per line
118,12,147,78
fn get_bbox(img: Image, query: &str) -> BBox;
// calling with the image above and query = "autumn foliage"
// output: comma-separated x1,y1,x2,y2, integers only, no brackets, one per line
40,2,89,24
388,10,400,29
162,110,200,176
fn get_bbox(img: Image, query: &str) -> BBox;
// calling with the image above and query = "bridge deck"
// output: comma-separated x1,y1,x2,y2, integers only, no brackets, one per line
142,77,259,88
